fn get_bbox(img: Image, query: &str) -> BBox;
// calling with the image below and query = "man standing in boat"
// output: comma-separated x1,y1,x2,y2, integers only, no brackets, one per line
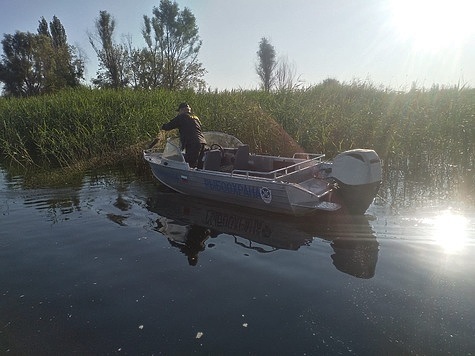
150,102,207,168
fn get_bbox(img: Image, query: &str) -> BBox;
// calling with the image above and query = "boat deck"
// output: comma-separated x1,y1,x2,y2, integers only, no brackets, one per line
205,147,325,183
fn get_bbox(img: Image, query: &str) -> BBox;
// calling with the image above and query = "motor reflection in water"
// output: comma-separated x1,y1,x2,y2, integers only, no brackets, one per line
146,187,379,278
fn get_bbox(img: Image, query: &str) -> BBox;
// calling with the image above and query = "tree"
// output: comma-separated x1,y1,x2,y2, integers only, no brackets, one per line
38,17,50,37
40,16,84,90
49,16,67,48
88,10,129,88
139,12,165,89
256,37,277,92
142,0,206,90
274,55,303,91
0,32,41,96
0,16,83,97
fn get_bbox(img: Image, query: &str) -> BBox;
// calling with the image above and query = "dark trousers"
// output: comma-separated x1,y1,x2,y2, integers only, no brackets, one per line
184,142,205,168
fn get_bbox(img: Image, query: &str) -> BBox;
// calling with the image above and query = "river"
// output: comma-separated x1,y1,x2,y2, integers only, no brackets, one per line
1,161,474,355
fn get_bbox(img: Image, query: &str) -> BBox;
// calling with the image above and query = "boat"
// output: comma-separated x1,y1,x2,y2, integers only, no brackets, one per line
146,188,379,278
143,131,382,216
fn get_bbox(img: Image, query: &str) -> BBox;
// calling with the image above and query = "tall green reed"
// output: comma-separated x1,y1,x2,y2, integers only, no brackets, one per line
0,84,473,172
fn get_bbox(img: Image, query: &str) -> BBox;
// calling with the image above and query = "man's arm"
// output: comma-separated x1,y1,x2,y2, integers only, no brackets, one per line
162,115,180,131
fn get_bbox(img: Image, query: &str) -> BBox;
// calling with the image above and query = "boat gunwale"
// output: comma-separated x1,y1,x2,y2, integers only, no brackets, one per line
144,144,326,179
145,151,327,185
233,154,325,180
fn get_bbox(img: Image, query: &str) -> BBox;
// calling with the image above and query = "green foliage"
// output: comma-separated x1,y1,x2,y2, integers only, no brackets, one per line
256,37,277,92
0,17,84,97
88,1,205,90
89,11,129,89
141,0,205,90
0,84,473,172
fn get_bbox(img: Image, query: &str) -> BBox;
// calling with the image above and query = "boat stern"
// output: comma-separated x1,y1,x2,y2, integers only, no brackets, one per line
326,149,382,214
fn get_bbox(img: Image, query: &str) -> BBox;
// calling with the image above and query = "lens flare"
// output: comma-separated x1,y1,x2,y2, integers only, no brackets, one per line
428,211,469,253
389,0,475,51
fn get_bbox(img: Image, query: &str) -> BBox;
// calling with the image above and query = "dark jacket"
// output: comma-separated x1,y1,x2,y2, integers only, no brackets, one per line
161,113,206,149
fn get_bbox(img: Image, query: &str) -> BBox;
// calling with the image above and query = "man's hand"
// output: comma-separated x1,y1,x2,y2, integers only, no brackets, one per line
148,137,159,149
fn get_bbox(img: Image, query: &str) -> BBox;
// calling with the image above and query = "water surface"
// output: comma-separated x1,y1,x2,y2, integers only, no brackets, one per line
1,163,474,355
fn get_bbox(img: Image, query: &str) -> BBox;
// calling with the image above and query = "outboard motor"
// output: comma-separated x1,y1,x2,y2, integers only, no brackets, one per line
327,149,382,214
330,149,382,186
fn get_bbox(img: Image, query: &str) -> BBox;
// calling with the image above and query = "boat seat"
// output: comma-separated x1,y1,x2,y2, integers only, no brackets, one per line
234,144,249,170
203,149,222,171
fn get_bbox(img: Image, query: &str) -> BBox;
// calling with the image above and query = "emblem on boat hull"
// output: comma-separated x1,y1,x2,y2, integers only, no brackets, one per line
260,187,272,204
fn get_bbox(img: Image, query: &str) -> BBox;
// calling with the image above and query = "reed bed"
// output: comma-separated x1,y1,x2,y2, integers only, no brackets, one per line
0,83,473,174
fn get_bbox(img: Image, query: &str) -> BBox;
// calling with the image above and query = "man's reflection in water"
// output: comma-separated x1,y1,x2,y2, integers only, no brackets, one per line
156,218,217,266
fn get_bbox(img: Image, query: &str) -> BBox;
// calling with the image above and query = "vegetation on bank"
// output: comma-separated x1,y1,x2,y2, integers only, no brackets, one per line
0,81,473,172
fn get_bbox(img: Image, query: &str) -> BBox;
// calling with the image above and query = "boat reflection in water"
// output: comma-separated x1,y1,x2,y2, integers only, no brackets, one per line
146,188,379,279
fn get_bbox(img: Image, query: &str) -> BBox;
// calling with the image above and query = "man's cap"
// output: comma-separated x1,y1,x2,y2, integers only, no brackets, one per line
177,102,189,111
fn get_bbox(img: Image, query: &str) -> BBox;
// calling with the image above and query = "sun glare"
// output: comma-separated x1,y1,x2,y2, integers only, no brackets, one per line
427,211,469,253
389,0,475,51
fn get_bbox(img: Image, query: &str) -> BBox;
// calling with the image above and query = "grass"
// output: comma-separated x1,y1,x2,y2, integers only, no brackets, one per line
0,83,473,174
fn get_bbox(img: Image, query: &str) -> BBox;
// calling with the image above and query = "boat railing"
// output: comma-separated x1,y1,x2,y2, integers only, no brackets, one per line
232,154,325,180
292,153,325,160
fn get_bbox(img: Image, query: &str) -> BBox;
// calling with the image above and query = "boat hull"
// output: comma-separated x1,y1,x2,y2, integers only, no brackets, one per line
147,160,318,215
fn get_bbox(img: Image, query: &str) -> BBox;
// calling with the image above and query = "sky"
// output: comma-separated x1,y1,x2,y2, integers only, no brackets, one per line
2,0,475,91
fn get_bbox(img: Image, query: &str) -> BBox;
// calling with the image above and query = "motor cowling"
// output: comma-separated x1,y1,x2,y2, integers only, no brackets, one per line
329,149,382,186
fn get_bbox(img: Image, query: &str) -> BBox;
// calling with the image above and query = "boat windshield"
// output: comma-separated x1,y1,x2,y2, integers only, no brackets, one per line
203,131,243,148
161,132,243,162
162,138,185,162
